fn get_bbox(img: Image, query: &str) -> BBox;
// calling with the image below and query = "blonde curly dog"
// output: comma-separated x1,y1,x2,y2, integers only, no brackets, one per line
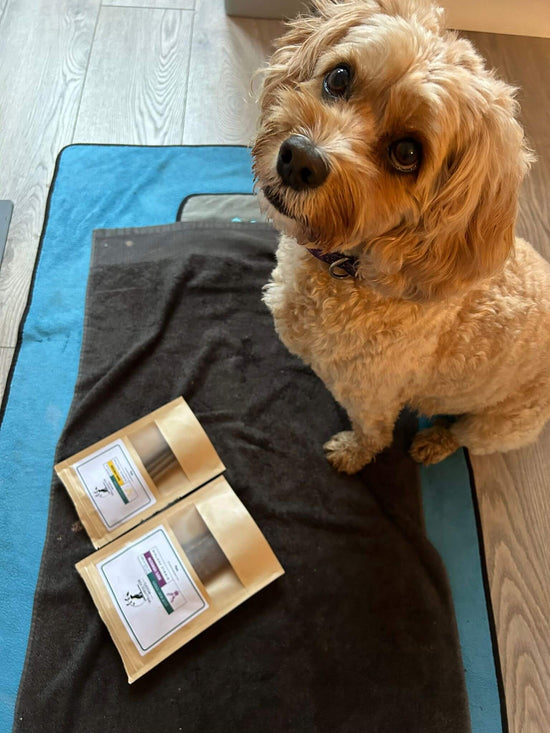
252,0,550,472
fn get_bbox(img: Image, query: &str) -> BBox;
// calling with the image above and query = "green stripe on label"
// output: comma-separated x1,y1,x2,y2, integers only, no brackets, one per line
147,572,174,614
109,474,129,504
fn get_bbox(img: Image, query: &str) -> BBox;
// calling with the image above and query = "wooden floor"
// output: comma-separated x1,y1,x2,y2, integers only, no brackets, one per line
0,2,548,730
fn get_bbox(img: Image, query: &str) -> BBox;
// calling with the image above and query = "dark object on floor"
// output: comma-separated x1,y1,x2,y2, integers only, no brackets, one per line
0,200,13,266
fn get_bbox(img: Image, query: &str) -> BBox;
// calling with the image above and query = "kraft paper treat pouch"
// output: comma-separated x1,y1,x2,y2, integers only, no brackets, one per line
76,475,284,683
56,398,225,548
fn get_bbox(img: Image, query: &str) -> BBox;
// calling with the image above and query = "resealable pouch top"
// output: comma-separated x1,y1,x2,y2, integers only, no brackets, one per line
55,397,225,548
76,475,284,682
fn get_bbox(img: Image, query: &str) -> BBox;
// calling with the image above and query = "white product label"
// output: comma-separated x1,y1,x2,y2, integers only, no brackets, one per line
74,438,156,529
98,526,208,655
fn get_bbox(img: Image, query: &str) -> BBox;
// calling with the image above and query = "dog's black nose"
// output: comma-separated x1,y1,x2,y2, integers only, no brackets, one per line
276,135,329,191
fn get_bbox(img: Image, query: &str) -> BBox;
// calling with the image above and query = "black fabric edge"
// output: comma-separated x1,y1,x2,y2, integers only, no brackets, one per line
11,468,71,731
464,449,510,733
0,200,14,268
0,143,251,428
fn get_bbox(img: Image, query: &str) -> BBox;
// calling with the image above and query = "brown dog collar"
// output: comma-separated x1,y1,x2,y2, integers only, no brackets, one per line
307,248,359,279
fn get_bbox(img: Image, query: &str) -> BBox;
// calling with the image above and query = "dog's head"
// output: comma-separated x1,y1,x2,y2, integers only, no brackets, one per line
252,0,533,300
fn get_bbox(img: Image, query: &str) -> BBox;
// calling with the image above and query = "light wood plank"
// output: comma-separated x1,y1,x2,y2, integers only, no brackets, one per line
73,6,192,145
462,31,550,733
0,346,14,406
470,432,550,733
0,0,100,347
183,0,284,145
104,0,194,9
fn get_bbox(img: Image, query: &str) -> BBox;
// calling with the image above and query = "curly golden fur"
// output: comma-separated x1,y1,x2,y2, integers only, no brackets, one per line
252,0,550,470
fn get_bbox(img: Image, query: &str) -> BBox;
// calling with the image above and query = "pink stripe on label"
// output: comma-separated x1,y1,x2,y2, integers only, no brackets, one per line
144,550,166,586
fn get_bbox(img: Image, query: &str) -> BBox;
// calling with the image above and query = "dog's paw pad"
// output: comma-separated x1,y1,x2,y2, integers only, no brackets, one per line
410,426,460,465
323,431,373,474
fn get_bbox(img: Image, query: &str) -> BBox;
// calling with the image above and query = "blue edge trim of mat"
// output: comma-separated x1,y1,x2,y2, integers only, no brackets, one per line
0,145,507,733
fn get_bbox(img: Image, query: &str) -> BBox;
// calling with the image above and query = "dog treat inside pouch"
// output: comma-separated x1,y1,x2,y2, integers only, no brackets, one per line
55,397,225,548
76,475,284,682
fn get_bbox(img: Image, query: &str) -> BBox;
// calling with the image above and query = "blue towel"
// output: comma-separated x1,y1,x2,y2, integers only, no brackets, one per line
0,145,504,732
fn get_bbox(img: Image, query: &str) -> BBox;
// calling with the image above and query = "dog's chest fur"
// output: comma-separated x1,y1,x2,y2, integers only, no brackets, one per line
263,236,445,401
263,235,550,416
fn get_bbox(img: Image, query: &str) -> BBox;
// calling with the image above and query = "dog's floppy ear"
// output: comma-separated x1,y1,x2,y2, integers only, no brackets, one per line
366,80,533,301
425,112,526,285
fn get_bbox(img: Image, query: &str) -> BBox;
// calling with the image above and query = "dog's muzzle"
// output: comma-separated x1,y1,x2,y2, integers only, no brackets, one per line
276,135,329,191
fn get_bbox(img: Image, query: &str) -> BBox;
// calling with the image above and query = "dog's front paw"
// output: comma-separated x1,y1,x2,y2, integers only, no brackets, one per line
323,431,374,474
410,426,460,465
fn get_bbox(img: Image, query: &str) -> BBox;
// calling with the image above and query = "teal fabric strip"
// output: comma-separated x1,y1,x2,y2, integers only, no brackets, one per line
421,453,504,732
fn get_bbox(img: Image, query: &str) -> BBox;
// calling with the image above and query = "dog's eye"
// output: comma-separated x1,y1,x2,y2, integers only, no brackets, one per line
388,138,422,173
323,64,352,100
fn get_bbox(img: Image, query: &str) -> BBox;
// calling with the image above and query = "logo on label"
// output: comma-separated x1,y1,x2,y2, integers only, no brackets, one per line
166,590,180,605
93,485,112,499
124,587,146,608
